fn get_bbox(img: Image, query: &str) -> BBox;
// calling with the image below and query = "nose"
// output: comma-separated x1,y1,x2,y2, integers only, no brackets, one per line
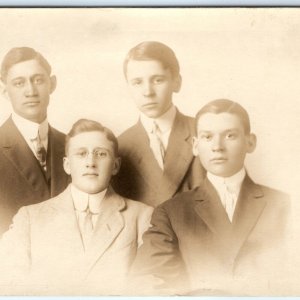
143,81,154,97
25,81,37,96
85,152,96,167
211,135,224,152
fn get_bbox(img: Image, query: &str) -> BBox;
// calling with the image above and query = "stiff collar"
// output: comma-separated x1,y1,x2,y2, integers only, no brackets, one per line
140,105,176,134
71,184,107,214
207,168,246,195
12,112,48,141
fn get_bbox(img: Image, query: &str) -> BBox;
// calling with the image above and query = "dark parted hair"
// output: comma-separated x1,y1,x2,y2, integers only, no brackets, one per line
123,41,180,79
1,47,52,82
65,119,119,157
195,99,251,134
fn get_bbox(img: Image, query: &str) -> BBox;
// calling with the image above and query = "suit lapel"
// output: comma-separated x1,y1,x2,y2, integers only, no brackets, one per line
230,175,266,258
1,117,50,198
48,185,85,253
163,111,195,198
84,187,125,274
193,178,232,237
127,122,164,188
48,126,69,197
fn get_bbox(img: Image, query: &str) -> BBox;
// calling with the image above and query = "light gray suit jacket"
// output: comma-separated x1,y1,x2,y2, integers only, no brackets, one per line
0,185,153,295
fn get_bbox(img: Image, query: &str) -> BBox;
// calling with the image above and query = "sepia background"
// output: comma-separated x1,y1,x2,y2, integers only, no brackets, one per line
0,7,299,292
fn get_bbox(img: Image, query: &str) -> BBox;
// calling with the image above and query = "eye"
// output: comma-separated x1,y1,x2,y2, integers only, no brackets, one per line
12,80,25,87
75,150,88,158
199,133,212,141
153,77,165,84
131,79,142,86
33,76,44,85
226,132,237,140
94,149,109,158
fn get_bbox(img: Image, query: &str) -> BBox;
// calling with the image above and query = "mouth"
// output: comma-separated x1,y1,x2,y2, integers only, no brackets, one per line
142,103,157,109
210,158,227,163
83,173,98,177
23,100,40,106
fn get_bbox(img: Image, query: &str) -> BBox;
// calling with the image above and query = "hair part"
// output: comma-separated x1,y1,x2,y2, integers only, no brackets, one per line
65,119,119,156
1,47,52,82
195,99,251,134
123,41,180,79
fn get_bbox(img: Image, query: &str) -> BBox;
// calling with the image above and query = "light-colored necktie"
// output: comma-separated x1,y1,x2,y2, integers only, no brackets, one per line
149,121,165,169
36,130,47,171
221,182,236,222
78,208,94,249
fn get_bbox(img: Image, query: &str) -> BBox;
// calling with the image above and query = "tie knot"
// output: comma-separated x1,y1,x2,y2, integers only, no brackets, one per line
152,121,161,134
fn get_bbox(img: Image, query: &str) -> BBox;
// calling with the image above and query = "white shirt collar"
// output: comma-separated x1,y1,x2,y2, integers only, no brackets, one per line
12,112,48,141
71,184,107,214
140,105,176,134
207,168,246,195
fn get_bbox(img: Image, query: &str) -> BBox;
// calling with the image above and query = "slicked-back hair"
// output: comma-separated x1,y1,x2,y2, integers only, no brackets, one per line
123,41,180,79
195,99,251,134
1,47,52,82
65,119,119,157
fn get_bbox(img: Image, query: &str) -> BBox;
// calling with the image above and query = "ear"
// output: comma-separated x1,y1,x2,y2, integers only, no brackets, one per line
0,79,8,100
63,156,71,175
49,75,57,94
112,157,121,176
246,133,257,153
192,136,199,157
173,74,182,93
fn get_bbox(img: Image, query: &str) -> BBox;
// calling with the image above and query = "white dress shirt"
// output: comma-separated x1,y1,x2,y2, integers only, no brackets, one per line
207,168,246,222
140,105,176,151
71,184,107,228
12,112,48,159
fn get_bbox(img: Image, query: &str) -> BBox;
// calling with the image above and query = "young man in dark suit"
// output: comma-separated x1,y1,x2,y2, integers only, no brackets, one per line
131,99,291,295
113,41,205,207
0,47,69,236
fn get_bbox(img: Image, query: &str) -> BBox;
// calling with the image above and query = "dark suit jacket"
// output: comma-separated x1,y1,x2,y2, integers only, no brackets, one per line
0,117,69,236
131,176,291,295
112,110,205,207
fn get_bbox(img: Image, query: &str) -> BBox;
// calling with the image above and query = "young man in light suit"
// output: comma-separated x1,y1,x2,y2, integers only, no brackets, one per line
131,99,291,295
0,47,69,236
112,41,205,207
0,119,153,295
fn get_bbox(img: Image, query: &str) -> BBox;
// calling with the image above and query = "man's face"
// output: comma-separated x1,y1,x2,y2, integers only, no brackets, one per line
3,59,56,123
63,131,120,194
126,59,181,118
193,112,256,177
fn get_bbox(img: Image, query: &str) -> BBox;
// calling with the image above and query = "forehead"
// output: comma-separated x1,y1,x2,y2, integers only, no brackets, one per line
126,59,170,79
196,112,244,132
6,59,49,80
68,131,114,150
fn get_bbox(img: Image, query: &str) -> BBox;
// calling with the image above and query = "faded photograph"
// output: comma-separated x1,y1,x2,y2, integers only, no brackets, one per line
0,8,299,296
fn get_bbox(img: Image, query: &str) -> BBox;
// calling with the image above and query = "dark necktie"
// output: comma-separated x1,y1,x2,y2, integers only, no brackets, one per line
36,131,47,171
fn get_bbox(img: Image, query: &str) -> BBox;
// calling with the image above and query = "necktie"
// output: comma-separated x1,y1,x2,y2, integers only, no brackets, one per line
36,131,47,171
78,208,94,249
221,182,236,222
149,121,165,169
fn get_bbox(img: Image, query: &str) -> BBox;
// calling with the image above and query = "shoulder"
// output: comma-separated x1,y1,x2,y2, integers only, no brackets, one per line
257,184,290,208
156,187,199,215
118,122,141,143
123,197,154,215
49,126,66,139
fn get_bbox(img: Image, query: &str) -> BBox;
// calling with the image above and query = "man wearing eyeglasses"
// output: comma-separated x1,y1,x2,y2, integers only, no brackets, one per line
0,118,153,295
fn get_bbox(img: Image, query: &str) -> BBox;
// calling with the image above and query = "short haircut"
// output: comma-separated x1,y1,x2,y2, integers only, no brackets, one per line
65,119,119,157
1,47,52,82
123,41,180,78
195,99,251,134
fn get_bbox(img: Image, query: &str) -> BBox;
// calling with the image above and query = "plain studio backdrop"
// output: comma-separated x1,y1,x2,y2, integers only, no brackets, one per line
0,8,299,200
